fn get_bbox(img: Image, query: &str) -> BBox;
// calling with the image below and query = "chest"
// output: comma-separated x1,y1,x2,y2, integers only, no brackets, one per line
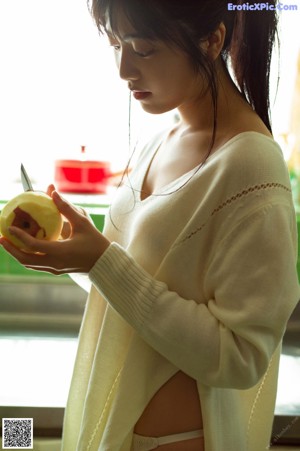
106,185,189,273
141,133,210,201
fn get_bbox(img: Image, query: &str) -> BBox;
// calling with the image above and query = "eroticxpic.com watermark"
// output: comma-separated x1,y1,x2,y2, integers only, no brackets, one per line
227,2,298,11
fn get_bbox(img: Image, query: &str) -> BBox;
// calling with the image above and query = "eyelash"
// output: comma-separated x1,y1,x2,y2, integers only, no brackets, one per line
134,49,154,58
112,44,154,58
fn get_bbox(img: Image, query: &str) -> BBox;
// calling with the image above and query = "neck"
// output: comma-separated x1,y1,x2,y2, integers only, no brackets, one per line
176,58,251,136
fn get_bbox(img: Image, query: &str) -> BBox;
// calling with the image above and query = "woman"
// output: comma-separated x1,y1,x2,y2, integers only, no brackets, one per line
1,1,299,450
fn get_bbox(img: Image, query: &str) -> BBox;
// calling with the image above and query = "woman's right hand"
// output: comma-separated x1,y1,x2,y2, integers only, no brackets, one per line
46,184,90,240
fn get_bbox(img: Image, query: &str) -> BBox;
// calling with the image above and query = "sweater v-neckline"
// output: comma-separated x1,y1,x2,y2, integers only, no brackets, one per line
139,152,198,202
137,130,277,203
138,129,199,202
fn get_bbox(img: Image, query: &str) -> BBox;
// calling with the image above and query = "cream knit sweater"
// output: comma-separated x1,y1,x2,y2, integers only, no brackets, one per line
62,131,300,451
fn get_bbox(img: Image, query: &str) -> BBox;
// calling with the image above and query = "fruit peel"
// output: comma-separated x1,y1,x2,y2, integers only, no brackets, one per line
0,191,63,251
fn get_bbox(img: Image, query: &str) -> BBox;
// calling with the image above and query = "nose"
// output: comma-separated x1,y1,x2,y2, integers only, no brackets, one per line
116,47,139,82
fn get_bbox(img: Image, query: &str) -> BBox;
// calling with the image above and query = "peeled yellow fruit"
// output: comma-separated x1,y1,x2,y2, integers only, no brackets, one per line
0,191,63,250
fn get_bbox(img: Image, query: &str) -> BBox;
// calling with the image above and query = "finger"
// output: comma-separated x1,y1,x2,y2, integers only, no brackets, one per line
0,236,42,265
46,184,56,197
7,226,60,255
0,233,64,270
0,237,17,255
51,191,85,225
0,243,68,274
60,219,72,240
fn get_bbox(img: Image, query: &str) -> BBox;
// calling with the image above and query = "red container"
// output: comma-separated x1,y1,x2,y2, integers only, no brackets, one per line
54,159,112,194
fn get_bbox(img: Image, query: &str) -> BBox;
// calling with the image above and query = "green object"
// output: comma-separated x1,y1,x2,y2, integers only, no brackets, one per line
0,201,108,280
1,199,300,282
297,216,300,282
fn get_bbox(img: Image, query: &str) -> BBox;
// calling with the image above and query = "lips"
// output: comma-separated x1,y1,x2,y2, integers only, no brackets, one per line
130,88,151,100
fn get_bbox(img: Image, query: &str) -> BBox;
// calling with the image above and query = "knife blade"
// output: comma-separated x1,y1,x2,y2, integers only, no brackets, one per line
20,164,34,191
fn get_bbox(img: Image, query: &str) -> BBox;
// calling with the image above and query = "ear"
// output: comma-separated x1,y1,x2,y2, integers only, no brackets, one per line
201,22,226,61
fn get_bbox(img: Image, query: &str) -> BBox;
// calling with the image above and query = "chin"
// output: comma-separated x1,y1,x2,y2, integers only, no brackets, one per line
139,101,177,116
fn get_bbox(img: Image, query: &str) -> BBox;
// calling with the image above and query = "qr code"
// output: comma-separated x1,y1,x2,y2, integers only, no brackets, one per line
2,418,33,449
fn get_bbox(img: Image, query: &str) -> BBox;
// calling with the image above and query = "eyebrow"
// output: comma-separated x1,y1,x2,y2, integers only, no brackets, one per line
106,30,145,42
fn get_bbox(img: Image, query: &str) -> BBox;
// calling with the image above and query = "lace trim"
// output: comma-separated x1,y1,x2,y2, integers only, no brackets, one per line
211,182,290,216
174,182,291,247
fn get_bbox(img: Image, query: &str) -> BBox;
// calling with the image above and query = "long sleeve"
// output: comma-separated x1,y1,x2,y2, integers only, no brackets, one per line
63,133,300,451
89,200,299,389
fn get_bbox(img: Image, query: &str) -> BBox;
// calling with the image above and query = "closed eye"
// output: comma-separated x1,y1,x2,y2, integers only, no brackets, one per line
133,49,155,58
106,33,121,51
106,32,156,58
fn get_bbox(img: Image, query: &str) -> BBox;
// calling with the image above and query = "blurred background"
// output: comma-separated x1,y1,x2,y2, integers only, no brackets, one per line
0,0,299,194
0,1,300,449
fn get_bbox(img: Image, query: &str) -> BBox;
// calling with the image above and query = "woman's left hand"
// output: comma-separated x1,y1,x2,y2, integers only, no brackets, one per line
0,190,110,275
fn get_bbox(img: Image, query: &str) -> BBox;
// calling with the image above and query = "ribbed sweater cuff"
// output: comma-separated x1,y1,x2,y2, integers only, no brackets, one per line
89,243,161,328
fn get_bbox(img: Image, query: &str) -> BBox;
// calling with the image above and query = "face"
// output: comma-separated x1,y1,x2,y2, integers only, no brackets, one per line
105,10,206,115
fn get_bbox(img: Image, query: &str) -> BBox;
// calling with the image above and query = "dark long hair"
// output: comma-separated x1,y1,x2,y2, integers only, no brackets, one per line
89,0,279,135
